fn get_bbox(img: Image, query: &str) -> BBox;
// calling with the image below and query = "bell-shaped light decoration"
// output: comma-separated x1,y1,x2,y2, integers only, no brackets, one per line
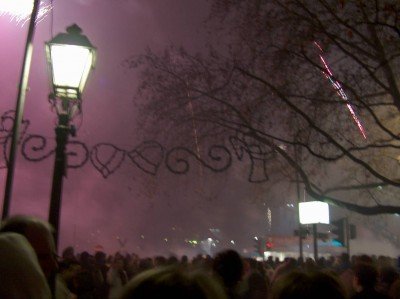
46,24,96,99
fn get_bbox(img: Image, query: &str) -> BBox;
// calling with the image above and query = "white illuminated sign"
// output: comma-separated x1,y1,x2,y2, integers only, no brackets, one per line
299,201,329,224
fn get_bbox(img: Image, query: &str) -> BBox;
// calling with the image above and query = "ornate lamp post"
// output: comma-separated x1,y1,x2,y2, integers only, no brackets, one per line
45,24,96,246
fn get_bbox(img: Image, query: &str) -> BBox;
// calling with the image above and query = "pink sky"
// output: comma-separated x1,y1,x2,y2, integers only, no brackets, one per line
0,0,280,256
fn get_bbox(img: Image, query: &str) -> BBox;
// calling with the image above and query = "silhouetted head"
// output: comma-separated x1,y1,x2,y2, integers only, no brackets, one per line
0,232,51,299
0,215,58,280
119,266,227,299
379,265,399,286
212,249,244,288
62,246,76,262
353,262,378,291
272,270,346,299
95,251,107,265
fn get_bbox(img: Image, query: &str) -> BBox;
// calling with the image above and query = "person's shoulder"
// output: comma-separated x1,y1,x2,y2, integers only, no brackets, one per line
376,291,390,299
371,288,391,299
351,290,390,299
350,292,361,299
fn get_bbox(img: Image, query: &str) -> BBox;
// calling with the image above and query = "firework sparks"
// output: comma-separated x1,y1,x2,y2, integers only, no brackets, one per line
267,207,272,232
0,0,52,25
314,42,367,139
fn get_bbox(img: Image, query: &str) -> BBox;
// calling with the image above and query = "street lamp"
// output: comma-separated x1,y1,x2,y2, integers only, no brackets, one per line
45,24,96,247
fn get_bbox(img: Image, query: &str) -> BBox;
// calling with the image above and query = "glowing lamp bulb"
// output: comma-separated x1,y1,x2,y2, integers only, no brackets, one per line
50,45,92,92
46,24,96,99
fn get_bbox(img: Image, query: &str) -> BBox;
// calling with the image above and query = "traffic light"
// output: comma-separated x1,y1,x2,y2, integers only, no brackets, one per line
317,232,329,242
331,218,346,247
294,228,310,239
266,239,273,250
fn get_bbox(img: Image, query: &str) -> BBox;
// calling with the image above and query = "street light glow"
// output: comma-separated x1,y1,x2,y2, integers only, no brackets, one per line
50,45,92,95
46,24,96,100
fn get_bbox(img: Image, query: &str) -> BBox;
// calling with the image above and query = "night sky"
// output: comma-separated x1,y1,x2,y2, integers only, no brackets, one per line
0,0,398,257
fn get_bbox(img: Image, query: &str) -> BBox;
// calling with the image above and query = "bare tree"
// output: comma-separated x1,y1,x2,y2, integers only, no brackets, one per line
125,0,400,215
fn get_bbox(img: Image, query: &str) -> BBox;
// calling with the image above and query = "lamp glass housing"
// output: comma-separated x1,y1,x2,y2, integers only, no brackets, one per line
45,24,96,100
48,44,93,99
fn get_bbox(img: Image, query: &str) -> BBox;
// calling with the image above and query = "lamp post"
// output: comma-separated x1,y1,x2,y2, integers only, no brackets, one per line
2,0,41,219
45,24,96,247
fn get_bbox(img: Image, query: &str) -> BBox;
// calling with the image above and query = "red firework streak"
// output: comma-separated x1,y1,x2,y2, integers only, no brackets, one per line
314,42,367,139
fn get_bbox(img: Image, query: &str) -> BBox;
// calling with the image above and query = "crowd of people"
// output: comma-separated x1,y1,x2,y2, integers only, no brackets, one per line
1,215,400,299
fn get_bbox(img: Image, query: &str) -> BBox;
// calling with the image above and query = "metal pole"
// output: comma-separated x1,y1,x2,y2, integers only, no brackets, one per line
313,223,318,261
2,0,41,219
296,178,303,260
48,99,70,248
345,217,350,256
294,145,303,259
